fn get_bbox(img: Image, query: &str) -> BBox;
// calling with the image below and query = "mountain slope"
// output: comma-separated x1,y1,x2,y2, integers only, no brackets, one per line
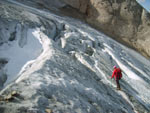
0,1,150,113
61,0,150,58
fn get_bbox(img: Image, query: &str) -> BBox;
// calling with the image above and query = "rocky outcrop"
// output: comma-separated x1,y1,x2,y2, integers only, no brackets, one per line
63,0,88,13
62,0,150,58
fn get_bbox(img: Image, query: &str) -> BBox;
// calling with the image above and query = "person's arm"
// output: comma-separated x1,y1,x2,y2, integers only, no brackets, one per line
111,70,116,79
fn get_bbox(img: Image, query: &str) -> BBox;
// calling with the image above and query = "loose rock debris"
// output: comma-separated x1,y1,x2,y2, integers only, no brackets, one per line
0,91,18,102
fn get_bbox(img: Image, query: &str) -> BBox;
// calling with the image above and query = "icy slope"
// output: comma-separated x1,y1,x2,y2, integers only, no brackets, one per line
0,29,42,86
0,0,150,113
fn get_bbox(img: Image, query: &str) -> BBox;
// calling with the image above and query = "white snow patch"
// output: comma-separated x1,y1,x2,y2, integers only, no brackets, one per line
126,60,150,79
103,43,113,50
16,30,53,83
0,29,43,85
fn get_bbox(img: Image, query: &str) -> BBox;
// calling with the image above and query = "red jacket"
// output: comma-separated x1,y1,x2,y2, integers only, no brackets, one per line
111,68,122,80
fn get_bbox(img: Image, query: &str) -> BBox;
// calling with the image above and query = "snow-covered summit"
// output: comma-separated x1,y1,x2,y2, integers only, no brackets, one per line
0,0,150,113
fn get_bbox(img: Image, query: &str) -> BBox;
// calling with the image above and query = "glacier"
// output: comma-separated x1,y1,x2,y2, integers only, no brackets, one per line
0,0,150,113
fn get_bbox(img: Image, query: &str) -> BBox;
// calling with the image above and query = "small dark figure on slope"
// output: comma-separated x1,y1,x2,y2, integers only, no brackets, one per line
111,66,122,90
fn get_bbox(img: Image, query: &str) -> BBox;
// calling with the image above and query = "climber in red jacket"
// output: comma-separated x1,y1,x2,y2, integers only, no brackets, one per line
111,66,122,90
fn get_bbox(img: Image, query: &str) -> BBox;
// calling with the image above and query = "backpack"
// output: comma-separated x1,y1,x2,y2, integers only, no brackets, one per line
116,68,122,80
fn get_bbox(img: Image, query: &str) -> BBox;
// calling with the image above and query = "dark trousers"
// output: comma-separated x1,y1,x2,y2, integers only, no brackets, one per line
116,79,120,89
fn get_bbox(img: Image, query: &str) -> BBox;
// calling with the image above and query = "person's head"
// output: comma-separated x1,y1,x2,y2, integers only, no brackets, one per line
113,66,117,69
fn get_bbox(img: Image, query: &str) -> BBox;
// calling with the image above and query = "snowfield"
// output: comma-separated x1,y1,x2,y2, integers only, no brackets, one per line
0,0,150,113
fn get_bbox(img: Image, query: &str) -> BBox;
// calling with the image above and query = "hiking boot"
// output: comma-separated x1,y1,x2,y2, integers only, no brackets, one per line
116,87,121,90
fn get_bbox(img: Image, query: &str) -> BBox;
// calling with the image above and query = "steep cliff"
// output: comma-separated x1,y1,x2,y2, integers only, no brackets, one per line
62,0,150,58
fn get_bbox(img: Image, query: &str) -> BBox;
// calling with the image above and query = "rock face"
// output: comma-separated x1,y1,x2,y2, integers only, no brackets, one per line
62,0,150,58
63,0,88,13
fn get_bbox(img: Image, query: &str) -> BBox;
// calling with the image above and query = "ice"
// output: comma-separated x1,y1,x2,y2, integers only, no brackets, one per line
0,0,150,113
0,29,42,85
